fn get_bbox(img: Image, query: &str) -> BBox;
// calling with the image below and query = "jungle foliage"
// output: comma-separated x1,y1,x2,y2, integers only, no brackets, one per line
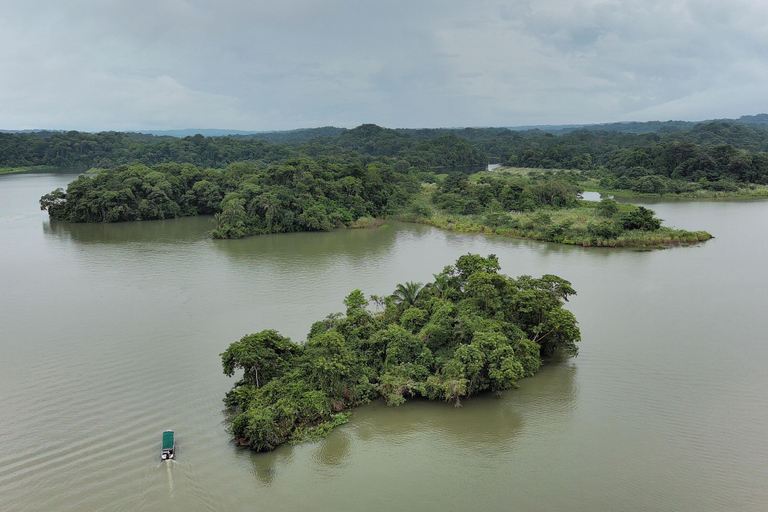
2,124,486,171
39,159,418,238
395,169,706,247
220,254,580,451
13,118,768,191
35,121,726,246
39,155,710,246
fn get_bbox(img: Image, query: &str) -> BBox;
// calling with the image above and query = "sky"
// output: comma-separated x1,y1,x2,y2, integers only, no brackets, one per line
2,0,768,132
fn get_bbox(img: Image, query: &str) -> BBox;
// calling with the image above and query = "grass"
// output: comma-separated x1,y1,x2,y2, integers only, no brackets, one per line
393,189,713,249
584,183,768,200
348,216,386,229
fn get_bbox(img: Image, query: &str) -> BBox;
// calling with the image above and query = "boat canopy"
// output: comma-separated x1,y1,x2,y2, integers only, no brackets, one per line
162,430,174,451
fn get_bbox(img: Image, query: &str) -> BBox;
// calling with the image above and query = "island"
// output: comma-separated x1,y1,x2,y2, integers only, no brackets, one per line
30,119,768,247
37,157,711,249
220,254,580,451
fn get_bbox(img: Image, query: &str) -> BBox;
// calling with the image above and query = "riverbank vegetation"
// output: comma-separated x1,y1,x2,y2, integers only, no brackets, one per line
13,117,768,192
39,158,711,247
398,168,712,247
220,254,580,451
39,159,418,237
38,119,768,246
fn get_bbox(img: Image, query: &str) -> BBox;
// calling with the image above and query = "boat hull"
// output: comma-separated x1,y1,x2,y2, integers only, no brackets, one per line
161,430,175,460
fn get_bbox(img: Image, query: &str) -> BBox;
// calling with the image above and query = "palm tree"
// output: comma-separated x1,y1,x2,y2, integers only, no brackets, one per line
391,281,424,309
429,273,451,298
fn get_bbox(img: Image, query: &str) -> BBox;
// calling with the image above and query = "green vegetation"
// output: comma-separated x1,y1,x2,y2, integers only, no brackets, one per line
9,119,768,193
39,158,711,247
40,122,768,247
397,169,712,247
39,159,417,238
221,254,580,451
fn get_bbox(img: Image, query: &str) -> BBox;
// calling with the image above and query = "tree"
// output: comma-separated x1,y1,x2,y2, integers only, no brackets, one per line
220,330,298,388
619,206,661,231
343,289,369,315
451,253,500,284
221,254,580,450
39,188,67,218
391,281,425,309
596,197,619,218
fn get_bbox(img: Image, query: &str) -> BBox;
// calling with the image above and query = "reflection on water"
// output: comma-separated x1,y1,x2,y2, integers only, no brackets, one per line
211,222,402,271
256,358,577,481
44,216,212,244
313,429,352,468
246,444,294,486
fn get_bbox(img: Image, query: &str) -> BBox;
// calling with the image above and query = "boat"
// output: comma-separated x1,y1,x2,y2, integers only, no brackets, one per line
161,430,175,460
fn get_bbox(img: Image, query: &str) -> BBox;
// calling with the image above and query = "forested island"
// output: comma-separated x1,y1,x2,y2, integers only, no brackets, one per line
26,117,768,246
28,120,741,247
220,254,580,451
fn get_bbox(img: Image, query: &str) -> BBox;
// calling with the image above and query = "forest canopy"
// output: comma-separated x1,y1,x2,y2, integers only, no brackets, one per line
10,118,768,188
220,254,580,451
33,122,730,247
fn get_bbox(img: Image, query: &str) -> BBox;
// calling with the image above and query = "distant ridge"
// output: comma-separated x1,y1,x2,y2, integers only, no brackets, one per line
129,129,262,137
507,114,768,135
4,114,768,138
131,113,768,138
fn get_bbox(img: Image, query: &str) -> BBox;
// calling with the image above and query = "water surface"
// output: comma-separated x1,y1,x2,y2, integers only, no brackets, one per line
1,172,767,511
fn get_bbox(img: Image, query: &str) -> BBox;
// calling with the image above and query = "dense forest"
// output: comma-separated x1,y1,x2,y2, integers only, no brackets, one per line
33,116,768,246
220,254,580,451
39,158,419,238
1,124,485,171
401,169,709,247
8,116,768,192
35,124,718,247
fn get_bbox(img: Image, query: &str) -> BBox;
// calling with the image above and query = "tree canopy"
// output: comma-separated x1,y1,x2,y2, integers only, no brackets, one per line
221,254,580,451
36,123,719,247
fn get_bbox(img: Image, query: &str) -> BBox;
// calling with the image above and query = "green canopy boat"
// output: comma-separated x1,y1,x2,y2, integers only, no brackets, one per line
161,430,175,460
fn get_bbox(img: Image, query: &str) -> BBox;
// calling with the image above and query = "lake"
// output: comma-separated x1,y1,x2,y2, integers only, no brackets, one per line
1,172,767,511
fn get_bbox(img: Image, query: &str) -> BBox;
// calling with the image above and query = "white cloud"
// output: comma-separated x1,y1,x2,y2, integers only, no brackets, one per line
2,0,768,130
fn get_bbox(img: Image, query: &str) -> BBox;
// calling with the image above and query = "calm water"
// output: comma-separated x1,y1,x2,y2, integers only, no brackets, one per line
1,172,767,511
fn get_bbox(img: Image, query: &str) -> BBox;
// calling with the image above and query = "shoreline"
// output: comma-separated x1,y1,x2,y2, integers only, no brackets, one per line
0,165,58,175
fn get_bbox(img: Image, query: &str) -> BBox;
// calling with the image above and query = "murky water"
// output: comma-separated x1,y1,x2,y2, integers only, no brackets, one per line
1,172,767,511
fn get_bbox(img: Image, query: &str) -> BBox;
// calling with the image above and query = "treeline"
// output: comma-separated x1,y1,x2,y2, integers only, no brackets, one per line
430,170,581,216
0,124,487,171
11,119,768,188
400,170,710,247
40,155,712,246
220,254,580,451
40,159,418,238
495,124,768,187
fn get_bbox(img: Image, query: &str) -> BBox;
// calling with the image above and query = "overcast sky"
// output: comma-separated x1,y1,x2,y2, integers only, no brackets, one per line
2,0,768,131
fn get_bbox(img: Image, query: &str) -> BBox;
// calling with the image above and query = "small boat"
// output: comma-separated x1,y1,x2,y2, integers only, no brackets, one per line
161,430,175,460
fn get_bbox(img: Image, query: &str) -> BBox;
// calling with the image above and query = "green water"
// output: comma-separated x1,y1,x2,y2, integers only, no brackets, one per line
1,172,767,511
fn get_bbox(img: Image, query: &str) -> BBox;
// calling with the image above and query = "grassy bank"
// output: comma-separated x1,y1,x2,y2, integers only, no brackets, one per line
486,165,768,200
583,184,768,200
394,198,712,249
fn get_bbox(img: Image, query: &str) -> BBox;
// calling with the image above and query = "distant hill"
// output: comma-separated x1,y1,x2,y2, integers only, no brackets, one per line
228,126,346,143
130,129,262,137
5,113,768,141
506,114,768,135
730,113,768,127
508,120,697,135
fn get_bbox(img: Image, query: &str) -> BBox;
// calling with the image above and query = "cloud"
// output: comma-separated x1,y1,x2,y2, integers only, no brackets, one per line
1,0,768,130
